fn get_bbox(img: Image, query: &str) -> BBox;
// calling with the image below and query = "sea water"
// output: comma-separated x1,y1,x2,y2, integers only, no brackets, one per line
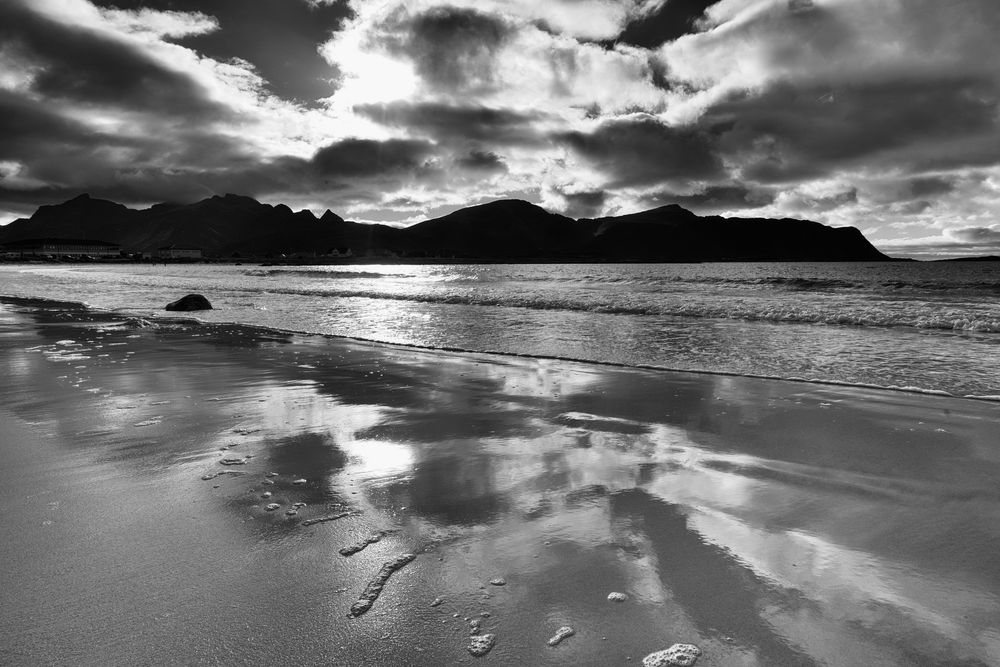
1,261,998,397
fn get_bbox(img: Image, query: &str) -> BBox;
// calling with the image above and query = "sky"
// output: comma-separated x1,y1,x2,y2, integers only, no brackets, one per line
1,0,1000,258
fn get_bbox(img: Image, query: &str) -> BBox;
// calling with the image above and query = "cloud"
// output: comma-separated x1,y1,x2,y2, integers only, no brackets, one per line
557,114,724,186
311,138,435,176
354,101,547,145
950,226,1000,244
97,6,220,39
702,78,1000,184
640,184,776,212
455,150,508,173
0,2,225,118
555,188,608,218
398,6,514,94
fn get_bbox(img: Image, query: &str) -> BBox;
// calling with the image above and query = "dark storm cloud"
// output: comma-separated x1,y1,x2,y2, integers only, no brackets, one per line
90,0,352,103
311,138,435,176
558,189,607,218
354,101,546,145
557,115,724,186
454,150,507,173
909,177,956,199
382,6,514,93
0,2,226,119
0,92,97,157
705,78,1000,183
617,0,720,47
641,185,775,211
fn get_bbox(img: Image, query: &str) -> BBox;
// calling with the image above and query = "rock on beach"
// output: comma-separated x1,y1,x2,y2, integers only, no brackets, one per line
164,294,213,311
642,644,702,667
467,633,496,657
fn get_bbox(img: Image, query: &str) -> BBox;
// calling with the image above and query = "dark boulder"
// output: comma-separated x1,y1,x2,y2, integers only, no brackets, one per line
165,294,213,311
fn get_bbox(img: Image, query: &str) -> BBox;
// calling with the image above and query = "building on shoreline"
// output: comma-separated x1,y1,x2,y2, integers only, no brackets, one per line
156,245,203,259
0,238,121,258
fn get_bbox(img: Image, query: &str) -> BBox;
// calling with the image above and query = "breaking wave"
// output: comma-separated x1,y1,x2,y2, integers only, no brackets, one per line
242,268,412,279
233,284,1000,333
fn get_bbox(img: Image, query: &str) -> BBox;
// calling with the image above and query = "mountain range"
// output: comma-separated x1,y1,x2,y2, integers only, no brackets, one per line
0,193,892,261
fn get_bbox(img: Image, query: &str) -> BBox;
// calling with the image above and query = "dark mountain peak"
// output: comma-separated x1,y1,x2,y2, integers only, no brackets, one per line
472,198,547,213
274,203,293,215
291,209,317,223
206,193,261,206
34,193,131,218
424,199,573,227
582,203,697,229
650,203,697,218
320,209,345,224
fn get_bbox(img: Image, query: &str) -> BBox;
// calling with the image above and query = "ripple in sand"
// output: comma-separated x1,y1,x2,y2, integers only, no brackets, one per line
548,626,574,646
347,553,416,618
291,478,307,485
467,634,495,657
642,644,702,667
607,592,628,602
489,578,506,586
264,503,280,511
300,512,352,526
430,597,444,607
220,457,247,466
339,533,384,557
133,418,162,427
262,492,272,498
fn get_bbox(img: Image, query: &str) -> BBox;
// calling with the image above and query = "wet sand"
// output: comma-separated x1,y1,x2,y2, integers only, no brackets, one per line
1,297,998,666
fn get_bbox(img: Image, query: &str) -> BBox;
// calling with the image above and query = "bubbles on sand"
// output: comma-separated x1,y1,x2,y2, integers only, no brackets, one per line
642,644,702,667
291,478,307,485
339,533,384,557
607,592,628,602
467,634,496,657
219,457,246,466
261,492,272,498
547,626,574,646
347,553,416,618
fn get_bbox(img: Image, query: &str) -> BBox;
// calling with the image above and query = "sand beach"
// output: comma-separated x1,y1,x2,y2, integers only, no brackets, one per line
1,297,998,666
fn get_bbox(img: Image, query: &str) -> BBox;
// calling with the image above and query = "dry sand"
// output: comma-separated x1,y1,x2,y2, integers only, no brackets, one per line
1,297,998,666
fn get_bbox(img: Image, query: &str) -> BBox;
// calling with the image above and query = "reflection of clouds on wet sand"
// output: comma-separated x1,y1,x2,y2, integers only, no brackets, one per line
4,300,1000,665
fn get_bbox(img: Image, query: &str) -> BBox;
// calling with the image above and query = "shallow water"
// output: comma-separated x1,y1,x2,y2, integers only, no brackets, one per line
1,300,998,665
1,261,999,396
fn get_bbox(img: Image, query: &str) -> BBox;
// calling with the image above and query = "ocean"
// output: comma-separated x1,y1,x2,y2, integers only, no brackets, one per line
1,261,999,398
